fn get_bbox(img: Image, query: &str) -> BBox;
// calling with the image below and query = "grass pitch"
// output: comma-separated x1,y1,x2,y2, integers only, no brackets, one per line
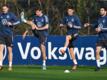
0,65,107,80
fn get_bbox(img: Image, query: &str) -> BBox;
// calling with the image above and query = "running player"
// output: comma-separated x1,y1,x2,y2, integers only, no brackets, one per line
60,6,81,71
21,7,49,70
0,5,20,71
84,7,107,71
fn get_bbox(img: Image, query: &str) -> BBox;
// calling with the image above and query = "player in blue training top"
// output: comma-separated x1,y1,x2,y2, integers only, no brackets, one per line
21,7,49,70
0,5,20,71
60,6,81,71
84,7,107,71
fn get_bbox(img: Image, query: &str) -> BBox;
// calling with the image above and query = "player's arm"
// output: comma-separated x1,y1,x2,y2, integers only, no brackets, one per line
36,24,49,30
26,20,38,30
100,27,107,31
84,20,103,33
84,20,98,28
98,19,107,32
72,16,81,29
96,23,107,33
7,13,20,26
84,23,91,27
11,13,20,26
59,17,66,27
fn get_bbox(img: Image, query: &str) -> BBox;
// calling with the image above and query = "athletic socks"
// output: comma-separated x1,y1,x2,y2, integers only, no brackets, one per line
0,61,2,66
21,12,27,23
73,59,77,65
9,62,12,68
43,60,46,66
96,60,100,68
42,60,46,70
95,60,101,71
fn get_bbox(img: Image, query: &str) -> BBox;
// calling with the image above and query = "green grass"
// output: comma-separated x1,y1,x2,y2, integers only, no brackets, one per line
0,65,107,80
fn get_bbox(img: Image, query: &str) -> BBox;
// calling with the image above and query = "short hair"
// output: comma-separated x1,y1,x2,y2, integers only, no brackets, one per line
100,7,107,11
2,4,10,8
67,6,75,10
35,7,42,11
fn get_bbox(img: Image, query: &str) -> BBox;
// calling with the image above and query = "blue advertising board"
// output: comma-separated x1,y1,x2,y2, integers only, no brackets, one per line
3,35,107,66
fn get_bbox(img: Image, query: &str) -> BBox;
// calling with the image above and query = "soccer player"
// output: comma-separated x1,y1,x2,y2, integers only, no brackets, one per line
21,7,49,70
60,7,81,71
0,5,20,71
84,7,107,71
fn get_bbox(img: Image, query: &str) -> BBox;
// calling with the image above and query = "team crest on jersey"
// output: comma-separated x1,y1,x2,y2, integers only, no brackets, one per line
103,19,105,23
36,19,38,22
6,15,10,19
71,18,74,22
66,19,68,22
41,18,44,22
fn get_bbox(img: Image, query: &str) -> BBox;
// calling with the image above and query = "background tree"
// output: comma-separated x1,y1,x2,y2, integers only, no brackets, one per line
0,0,106,35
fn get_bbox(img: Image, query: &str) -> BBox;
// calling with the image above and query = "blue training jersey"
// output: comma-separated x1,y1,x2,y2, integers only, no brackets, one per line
92,16,107,41
33,15,49,30
0,12,20,36
61,15,81,35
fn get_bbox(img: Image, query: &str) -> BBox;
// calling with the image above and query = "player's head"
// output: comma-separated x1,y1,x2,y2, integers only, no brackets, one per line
67,6,75,16
100,7,107,16
35,7,43,16
2,5,9,13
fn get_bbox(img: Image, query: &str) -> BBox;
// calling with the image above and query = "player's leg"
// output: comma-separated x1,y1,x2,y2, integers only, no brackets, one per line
95,45,102,71
22,30,28,39
26,21,36,30
21,12,36,29
6,35,13,71
0,36,6,70
7,46,13,71
69,47,77,71
68,36,78,71
0,44,5,70
32,30,47,70
39,32,47,70
60,35,72,54
23,20,36,30
40,43,47,70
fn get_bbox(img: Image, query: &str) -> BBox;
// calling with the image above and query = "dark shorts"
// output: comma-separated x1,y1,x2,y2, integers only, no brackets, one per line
32,30,48,45
96,40,107,48
68,33,78,48
0,35,13,47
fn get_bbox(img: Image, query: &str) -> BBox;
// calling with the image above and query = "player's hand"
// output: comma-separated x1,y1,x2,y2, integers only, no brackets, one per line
68,22,73,28
35,26,39,30
31,25,39,30
95,27,101,33
59,24,65,29
7,22,13,26
29,22,38,30
31,26,36,30
60,24,64,27
84,23,90,27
